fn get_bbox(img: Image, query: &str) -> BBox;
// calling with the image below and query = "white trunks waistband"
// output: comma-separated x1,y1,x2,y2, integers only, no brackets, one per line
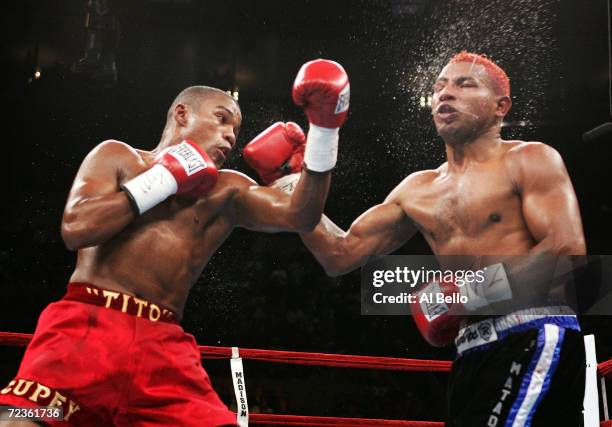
455,305,580,356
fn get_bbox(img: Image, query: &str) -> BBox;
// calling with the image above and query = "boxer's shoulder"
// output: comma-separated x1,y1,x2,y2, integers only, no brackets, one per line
86,139,146,166
208,169,259,202
503,140,565,181
90,139,137,155
385,169,439,204
504,139,559,159
76,140,147,181
217,169,257,187
202,170,260,219
396,169,440,191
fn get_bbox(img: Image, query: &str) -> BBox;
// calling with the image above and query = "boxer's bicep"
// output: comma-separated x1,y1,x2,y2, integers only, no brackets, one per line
230,170,329,232
518,144,585,254
348,203,417,257
231,183,298,232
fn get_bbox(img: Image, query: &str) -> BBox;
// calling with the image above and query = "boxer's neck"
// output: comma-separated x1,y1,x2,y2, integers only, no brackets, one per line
155,123,182,153
444,127,503,170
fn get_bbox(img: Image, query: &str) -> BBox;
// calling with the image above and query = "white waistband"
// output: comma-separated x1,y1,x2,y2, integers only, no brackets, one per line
455,306,578,355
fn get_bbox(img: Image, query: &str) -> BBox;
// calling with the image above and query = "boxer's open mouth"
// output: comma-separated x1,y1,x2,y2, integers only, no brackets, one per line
436,104,458,114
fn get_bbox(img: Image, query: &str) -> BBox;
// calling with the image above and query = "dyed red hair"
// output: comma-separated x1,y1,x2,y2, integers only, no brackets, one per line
449,51,510,97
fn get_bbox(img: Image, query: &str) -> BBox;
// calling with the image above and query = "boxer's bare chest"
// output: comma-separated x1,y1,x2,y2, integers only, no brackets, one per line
401,163,529,254
71,151,242,313
121,184,238,264
113,154,238,262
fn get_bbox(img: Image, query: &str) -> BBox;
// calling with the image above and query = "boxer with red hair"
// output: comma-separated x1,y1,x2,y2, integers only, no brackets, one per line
249,52,586,426
449,50,511,97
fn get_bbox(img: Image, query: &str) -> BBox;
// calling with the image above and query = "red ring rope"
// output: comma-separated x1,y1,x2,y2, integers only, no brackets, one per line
249,414,443,426
599,358,612,379
3,331,610,375
0,332,451,372
199,345,451,372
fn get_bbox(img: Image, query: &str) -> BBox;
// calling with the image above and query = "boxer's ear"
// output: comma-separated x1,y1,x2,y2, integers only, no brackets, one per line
173,103,189,127
495,96,512,118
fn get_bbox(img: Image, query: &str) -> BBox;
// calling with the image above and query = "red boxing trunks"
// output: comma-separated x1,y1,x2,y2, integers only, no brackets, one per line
0,283,238,426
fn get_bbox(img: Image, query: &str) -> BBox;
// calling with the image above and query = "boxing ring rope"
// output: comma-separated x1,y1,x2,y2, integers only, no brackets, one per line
0,331,609,426
248,414,443,426
198,345,451,372
601,359,612,379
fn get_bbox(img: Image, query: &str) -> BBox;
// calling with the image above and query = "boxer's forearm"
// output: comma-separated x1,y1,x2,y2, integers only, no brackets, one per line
502,253,559,305
512,232,585,297
471,248,582,313
287,169,331,231
300,217,362,276
61,192,136,250
528,234,586,257
507,237,585,302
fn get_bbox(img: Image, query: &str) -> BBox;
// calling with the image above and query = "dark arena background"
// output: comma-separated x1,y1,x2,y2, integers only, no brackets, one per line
1,0,611,423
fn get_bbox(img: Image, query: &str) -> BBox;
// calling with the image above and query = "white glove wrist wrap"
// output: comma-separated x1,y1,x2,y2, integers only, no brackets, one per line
121,164,178,215
304,124,339,172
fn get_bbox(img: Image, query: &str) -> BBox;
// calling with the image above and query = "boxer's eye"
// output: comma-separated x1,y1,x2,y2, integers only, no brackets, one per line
458,78,476,88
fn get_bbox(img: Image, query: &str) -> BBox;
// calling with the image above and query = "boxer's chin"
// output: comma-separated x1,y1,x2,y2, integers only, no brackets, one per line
209,149,226,168
435,122,459,139
437,123,472,145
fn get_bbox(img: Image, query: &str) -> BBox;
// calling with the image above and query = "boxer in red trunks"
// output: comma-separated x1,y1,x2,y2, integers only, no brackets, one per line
0,59,350,426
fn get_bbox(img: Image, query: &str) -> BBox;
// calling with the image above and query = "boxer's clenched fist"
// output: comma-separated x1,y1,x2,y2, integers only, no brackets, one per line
121,140,218,214
243,121,305,186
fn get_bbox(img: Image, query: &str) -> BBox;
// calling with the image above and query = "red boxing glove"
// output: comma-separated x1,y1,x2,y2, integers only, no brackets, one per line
243,122,305,185
410,276,466,347
292,59,350,129
122,140,218,214
160,140,218,196
292,59,349,172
